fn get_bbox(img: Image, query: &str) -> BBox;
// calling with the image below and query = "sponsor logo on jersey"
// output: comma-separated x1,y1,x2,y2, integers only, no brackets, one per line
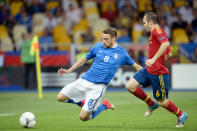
99,50,103,53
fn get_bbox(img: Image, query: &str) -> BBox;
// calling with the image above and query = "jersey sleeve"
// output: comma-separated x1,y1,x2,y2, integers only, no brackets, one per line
86,45,97,60
122,51,135,66
155,32,169,44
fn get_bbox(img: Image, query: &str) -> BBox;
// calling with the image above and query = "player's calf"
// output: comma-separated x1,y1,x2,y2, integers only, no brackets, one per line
126,82,156,111
57,93,84,107
158,99,188,127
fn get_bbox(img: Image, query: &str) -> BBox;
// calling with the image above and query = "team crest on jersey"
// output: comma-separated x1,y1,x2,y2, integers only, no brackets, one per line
114,53,118,59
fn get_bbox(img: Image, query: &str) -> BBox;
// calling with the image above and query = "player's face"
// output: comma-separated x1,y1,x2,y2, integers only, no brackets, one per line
143,15,151,32
102,33,113,48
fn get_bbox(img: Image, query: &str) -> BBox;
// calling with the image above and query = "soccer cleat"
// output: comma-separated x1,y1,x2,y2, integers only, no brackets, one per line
144,102,159,117
102,99,115,110
80,99,85,107
176,112,188,128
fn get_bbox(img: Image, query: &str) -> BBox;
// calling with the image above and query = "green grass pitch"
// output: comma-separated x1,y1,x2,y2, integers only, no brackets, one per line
0,91,197,131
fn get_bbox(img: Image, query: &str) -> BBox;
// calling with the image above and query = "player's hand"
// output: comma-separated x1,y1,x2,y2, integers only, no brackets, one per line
145,59,155,66
58,68,71,76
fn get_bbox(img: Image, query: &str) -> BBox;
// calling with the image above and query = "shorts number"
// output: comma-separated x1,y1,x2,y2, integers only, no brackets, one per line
156,90,160,97
104,56,110,62
88,99,94,108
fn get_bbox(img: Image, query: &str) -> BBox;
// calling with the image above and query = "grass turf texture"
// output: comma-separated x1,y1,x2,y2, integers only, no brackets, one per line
0,91,196,131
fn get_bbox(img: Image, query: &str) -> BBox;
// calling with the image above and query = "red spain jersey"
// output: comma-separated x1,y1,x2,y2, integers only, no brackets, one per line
146,25,171,75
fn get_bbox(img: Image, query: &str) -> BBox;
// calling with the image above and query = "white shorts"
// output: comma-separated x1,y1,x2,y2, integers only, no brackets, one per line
60,78,107,112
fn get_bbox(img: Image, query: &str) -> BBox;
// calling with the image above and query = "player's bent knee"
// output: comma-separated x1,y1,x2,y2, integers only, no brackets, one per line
56,95,64,102
125,78,138,92
156,100,167,107
125,85,136,92
156,101,162,106
56,93,68,102
79,114,90,121
79,110,91,121
125,84,135,92
79,115,89,121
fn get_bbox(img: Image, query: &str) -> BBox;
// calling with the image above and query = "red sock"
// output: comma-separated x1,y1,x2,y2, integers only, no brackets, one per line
132,87,154,106
164,100,183,117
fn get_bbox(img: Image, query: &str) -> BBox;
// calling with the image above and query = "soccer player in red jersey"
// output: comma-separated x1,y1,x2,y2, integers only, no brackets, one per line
126,12,188,127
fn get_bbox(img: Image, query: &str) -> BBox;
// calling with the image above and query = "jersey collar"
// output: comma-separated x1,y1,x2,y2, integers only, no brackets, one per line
112,42,117,48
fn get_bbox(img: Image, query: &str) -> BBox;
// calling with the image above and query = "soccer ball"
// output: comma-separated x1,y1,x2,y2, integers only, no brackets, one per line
19,112,36,128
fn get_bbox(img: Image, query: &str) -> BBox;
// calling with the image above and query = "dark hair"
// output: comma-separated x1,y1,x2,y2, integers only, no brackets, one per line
103,27,117,38
145,12,159,24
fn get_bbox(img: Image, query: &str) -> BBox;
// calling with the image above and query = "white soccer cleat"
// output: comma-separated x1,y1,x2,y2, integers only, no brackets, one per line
144,102,159,117
176,123,184,128
144,110,152,117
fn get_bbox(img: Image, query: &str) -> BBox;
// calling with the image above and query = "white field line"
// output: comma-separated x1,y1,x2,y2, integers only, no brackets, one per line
0,113,16,117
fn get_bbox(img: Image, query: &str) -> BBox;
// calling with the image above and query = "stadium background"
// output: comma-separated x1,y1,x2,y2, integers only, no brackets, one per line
0,0,197,131
0,0,197,90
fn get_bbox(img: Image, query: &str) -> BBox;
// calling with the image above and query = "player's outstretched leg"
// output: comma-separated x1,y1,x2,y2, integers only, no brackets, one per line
131,87,159,117
157,100,188,127
57,93,85,107
126,78,158,117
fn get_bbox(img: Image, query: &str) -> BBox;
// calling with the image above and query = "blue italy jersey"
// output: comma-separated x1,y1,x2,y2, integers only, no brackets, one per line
81,43,135,84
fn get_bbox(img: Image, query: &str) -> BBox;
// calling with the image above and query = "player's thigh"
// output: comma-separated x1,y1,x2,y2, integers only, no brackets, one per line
127,67,150,89
57,79,85,102
150,74,170,101
82,84,107,112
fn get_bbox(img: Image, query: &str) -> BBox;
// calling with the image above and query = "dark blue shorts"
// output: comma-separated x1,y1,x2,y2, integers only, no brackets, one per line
133,67,170,100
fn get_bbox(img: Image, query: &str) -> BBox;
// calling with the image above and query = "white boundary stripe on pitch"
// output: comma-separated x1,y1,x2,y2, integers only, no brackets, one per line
0,113,16,117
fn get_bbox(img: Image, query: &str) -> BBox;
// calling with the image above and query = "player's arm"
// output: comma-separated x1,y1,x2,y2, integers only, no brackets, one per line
167,51,172,57
131,63,143,71
125,52,142,71
146,41,170,66
165,52,172,61
164,46,172,61
58,57,87,75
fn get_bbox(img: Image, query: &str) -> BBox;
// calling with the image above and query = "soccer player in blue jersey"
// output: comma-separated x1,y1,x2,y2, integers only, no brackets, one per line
56,27,143,121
